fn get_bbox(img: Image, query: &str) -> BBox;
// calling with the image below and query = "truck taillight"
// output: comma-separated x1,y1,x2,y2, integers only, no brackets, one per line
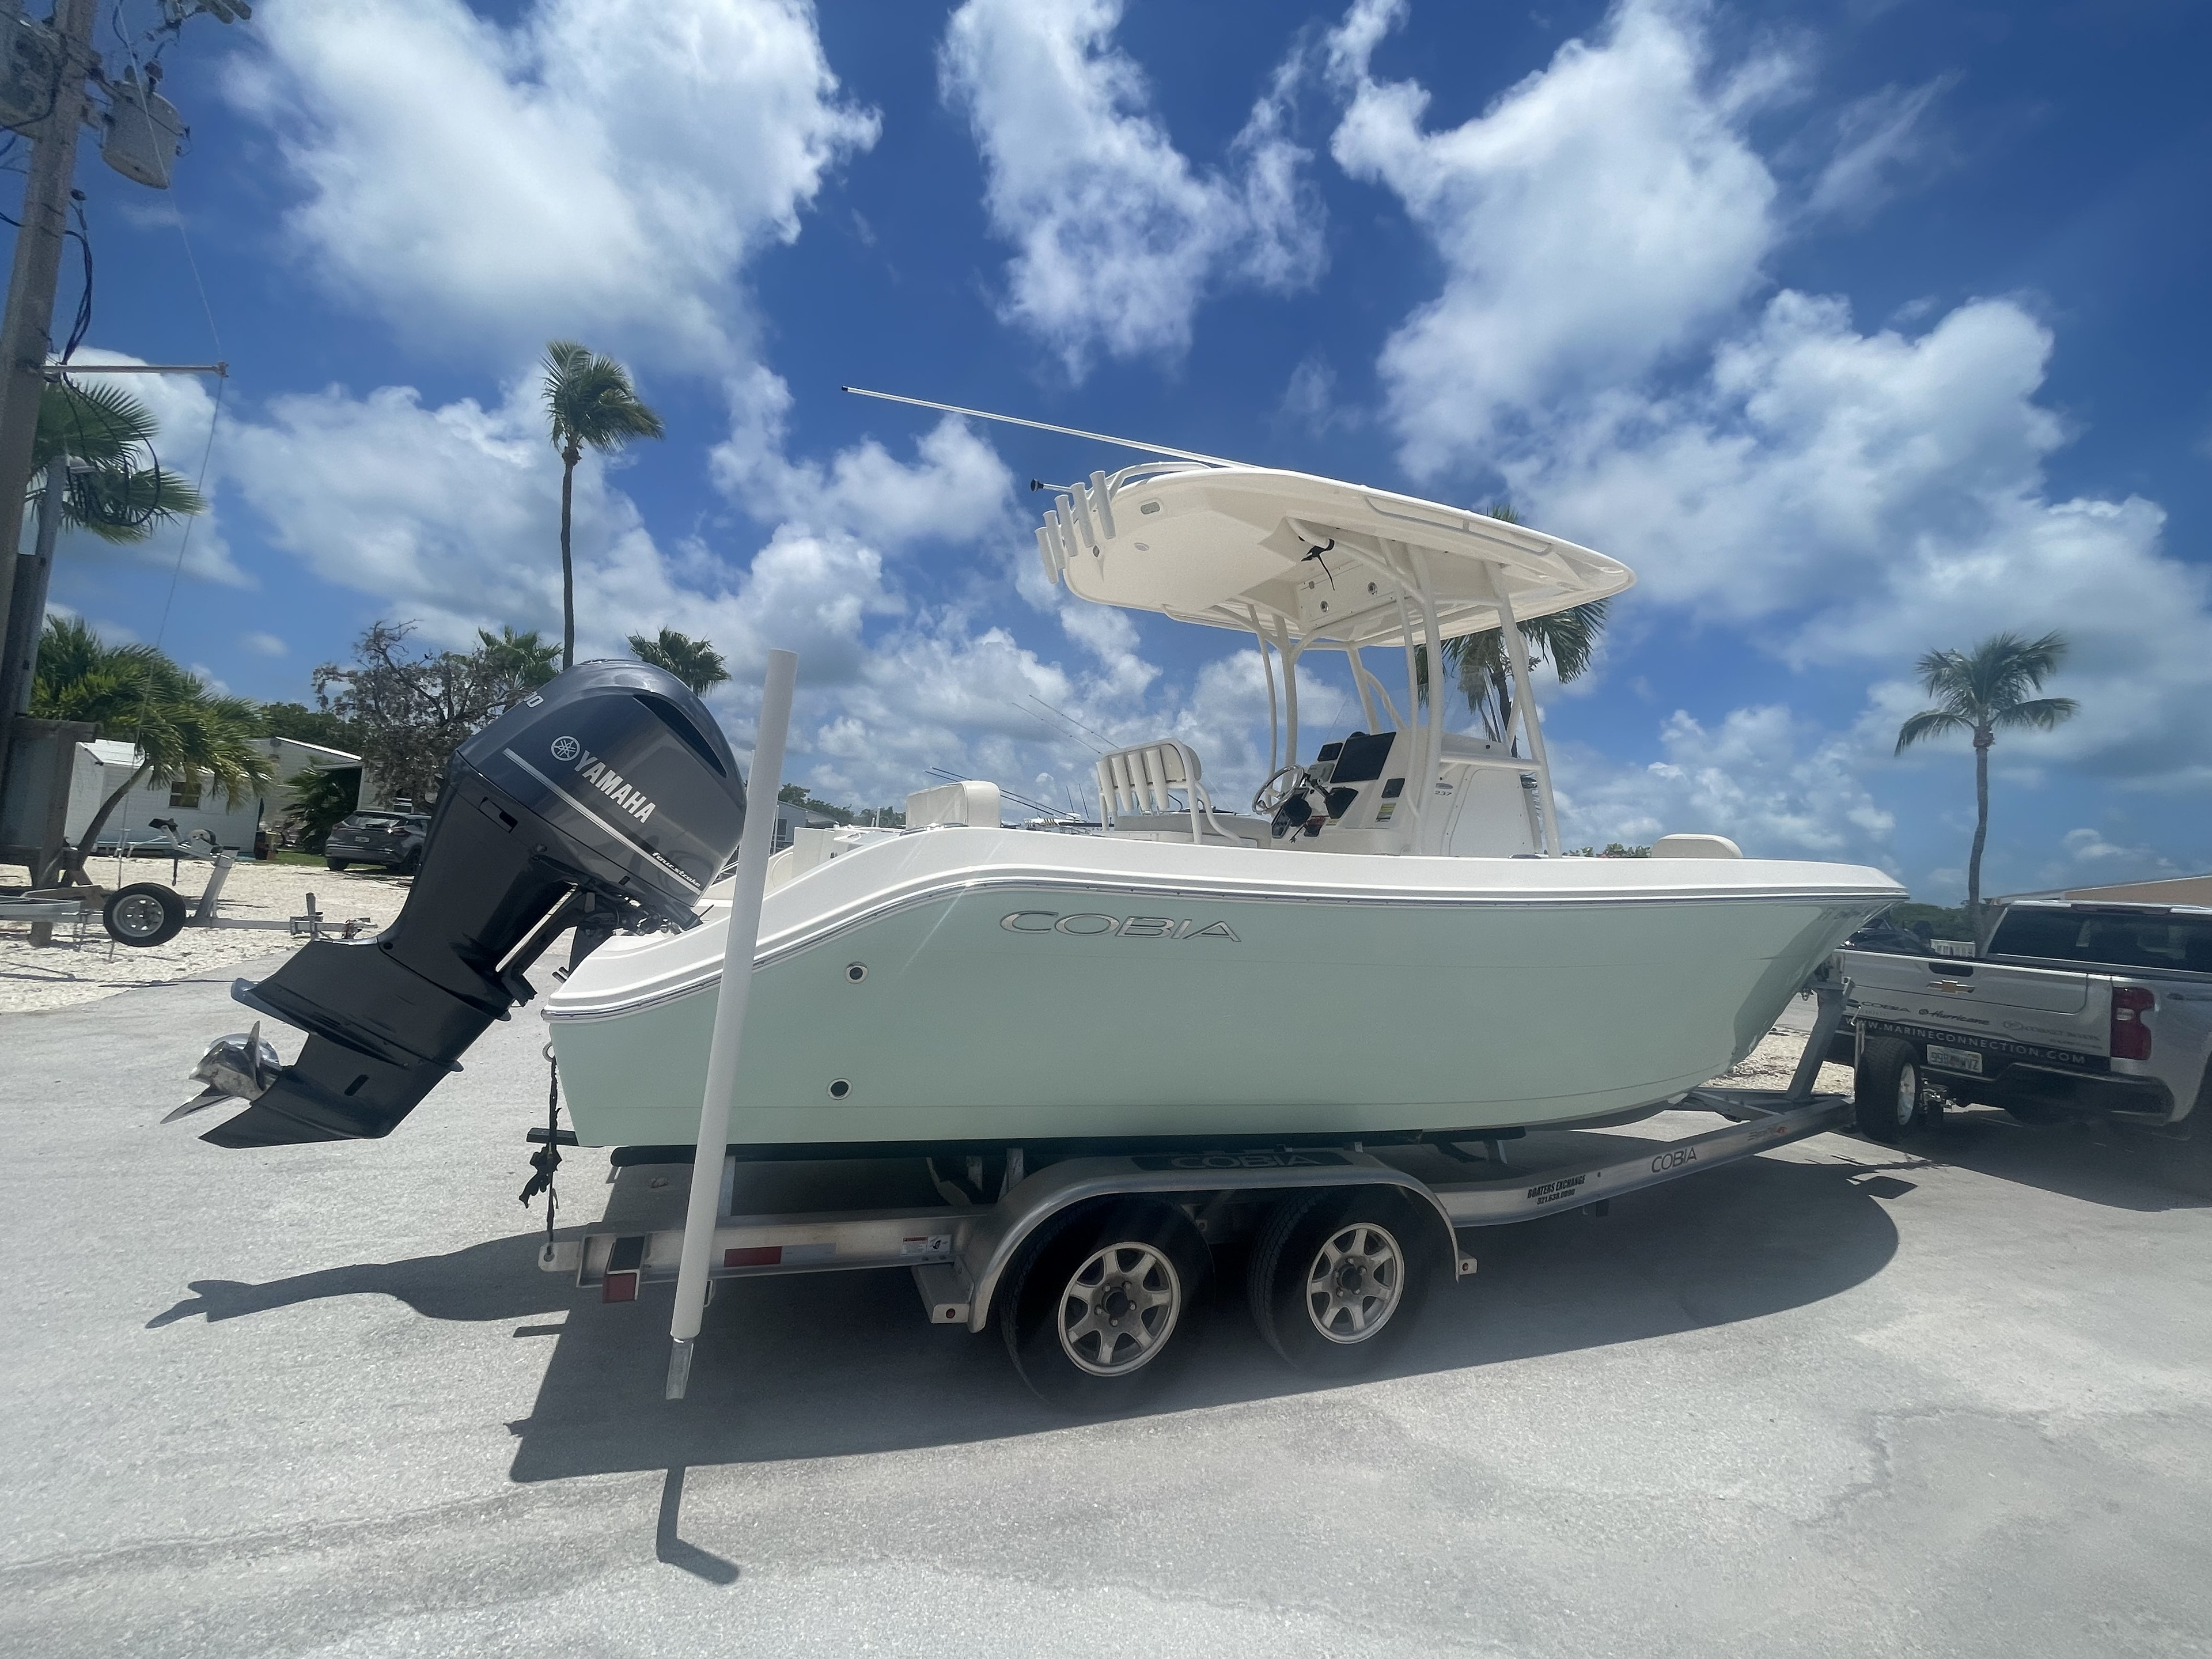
2111,986,2154,1060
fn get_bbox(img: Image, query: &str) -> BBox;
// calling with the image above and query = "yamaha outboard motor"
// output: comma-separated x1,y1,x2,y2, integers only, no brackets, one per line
191,661,745,1148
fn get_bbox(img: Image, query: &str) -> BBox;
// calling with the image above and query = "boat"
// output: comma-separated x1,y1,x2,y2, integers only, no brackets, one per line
177,442,1902,1153
540,460,1900,1151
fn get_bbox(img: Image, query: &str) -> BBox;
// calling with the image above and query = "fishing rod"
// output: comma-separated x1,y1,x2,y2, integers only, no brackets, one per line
840,385,1242,468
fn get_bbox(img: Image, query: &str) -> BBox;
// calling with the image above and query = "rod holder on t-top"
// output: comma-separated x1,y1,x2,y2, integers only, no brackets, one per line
667,648,798,1402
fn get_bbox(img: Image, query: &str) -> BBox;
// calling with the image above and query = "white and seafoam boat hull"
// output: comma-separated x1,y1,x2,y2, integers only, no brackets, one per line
543,828,1903,1149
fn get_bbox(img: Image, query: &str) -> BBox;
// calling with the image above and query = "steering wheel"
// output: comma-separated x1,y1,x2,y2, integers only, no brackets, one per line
1251,764,1323,816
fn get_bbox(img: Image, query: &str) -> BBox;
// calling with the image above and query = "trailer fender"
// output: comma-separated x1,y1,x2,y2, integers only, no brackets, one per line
956,1152,1467,1335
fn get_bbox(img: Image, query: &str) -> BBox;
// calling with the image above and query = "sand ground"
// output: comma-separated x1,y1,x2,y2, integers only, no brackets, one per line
0,857,412,1014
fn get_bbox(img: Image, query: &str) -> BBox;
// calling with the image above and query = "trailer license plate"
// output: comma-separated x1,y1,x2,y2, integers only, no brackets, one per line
1926,1044,1983,1074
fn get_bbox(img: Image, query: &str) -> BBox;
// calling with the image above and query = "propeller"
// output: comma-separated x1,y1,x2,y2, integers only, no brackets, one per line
164,1021,282,1123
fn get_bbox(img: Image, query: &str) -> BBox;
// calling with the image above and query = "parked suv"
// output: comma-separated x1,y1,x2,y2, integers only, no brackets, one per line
324,810,430,875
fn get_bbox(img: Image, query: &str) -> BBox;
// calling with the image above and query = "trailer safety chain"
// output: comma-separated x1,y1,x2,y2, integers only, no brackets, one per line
520,1042,562,1238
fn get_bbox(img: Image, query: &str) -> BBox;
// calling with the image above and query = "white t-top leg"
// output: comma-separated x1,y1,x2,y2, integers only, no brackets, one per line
666,648,798,1400
1490,573,1563,856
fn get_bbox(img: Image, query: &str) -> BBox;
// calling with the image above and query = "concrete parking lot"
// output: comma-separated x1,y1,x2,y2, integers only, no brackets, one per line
3,953,2207,1658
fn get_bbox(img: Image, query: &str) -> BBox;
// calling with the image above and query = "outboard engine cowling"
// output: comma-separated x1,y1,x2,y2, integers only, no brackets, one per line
200,661,745,1148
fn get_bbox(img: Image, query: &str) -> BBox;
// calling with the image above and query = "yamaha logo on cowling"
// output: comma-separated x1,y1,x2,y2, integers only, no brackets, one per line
554,737,658,824
1000,911,1238,941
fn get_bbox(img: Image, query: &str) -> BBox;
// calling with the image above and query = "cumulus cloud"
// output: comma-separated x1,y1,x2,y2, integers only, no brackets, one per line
228,0,877,367
1554,704,1896,863
209,368,1210,810
940,0,1325,373
2058,828,2184,876
710,369,1018,547
1517,291,2212,789
1325,0,2212,804
1327,0,1781,474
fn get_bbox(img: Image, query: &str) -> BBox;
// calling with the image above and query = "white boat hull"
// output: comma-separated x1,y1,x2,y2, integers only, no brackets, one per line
543,831,1901,1148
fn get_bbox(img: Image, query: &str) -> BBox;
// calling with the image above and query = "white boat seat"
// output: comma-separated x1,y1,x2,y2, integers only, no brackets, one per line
1097,740,1243,846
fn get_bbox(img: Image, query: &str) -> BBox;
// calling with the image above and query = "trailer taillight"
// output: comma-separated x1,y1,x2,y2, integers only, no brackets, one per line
2111,986,2154,1060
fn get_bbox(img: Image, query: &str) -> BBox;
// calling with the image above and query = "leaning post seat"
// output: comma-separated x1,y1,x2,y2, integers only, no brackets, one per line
1096,740,1248,844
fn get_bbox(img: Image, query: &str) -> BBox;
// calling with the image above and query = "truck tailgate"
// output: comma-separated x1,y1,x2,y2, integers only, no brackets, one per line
1840,951,2107,1059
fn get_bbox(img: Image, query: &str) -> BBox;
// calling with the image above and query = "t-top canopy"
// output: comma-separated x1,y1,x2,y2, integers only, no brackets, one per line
1034,464,1634,649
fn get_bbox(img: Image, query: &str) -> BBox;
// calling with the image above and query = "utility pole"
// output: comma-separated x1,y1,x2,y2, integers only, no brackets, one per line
0,0,97,677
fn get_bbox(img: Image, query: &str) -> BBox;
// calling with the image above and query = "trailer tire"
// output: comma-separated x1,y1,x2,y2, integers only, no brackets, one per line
1854,1036,1923,1143
1248,1188,1438,1378
999,1199,1211,1412
103,882,187,947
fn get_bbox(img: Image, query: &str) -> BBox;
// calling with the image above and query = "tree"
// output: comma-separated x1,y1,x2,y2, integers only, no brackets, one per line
283,764,360,852
252,700,365,754
474,624,561,691
1426,505,1610,748
29,616,272,883
627,627,730,696
1895,630,2078,938
30,378,205,544
313,622,560,808
541,341,664,671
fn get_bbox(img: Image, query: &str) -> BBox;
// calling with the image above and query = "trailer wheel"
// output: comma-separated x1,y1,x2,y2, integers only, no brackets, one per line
1854,1036,1923,1142
103,882,187,947
999,1199,1211,1411
1248,1189,1437,1377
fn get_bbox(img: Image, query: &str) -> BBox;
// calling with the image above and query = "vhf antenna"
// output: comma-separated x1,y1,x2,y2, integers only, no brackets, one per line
839,385,1242,471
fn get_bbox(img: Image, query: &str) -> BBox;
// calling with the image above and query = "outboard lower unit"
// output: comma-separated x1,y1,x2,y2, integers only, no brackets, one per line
195,662,746,1148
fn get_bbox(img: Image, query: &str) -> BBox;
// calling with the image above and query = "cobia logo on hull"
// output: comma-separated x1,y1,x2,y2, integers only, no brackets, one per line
999,911,1239,941
551,736,657,824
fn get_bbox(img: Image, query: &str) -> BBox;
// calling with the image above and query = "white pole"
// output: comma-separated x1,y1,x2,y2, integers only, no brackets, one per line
1488,573,1562,855
665,648,798,1400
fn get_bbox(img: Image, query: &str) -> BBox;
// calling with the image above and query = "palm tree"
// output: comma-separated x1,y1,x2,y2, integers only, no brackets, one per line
627,627,730,696
474,624,560,692
541,342,664,671
1895,630,2077,940
1427,505,1611,747
32,378,206,541
30,616,272,884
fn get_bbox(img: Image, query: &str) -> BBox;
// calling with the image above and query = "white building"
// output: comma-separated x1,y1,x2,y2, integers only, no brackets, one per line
63,735,362,854
772,798,838,851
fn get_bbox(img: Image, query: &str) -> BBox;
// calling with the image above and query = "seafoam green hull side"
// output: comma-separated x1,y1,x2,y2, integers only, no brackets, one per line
547,879,1874,1147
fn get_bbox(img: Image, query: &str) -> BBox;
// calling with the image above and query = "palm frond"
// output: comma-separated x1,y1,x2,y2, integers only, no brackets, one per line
1903,630,2075,748
60,463,207,543
35,379,156,468
1524,599,1609,682
1894,708,1971,753
1991,695,2078,732
543,339,666,452
627,627,730,695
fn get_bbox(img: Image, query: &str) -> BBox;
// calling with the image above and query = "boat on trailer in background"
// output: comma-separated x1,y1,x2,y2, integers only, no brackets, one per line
174,404,1902,1404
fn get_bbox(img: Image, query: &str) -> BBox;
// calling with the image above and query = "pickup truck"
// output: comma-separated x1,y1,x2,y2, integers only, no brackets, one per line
1834,899,2212,1143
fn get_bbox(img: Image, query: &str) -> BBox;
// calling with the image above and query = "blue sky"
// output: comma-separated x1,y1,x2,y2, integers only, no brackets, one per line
46,0,2212,897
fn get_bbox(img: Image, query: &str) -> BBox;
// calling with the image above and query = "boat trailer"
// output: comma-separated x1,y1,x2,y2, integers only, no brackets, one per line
535,984,1857,1402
